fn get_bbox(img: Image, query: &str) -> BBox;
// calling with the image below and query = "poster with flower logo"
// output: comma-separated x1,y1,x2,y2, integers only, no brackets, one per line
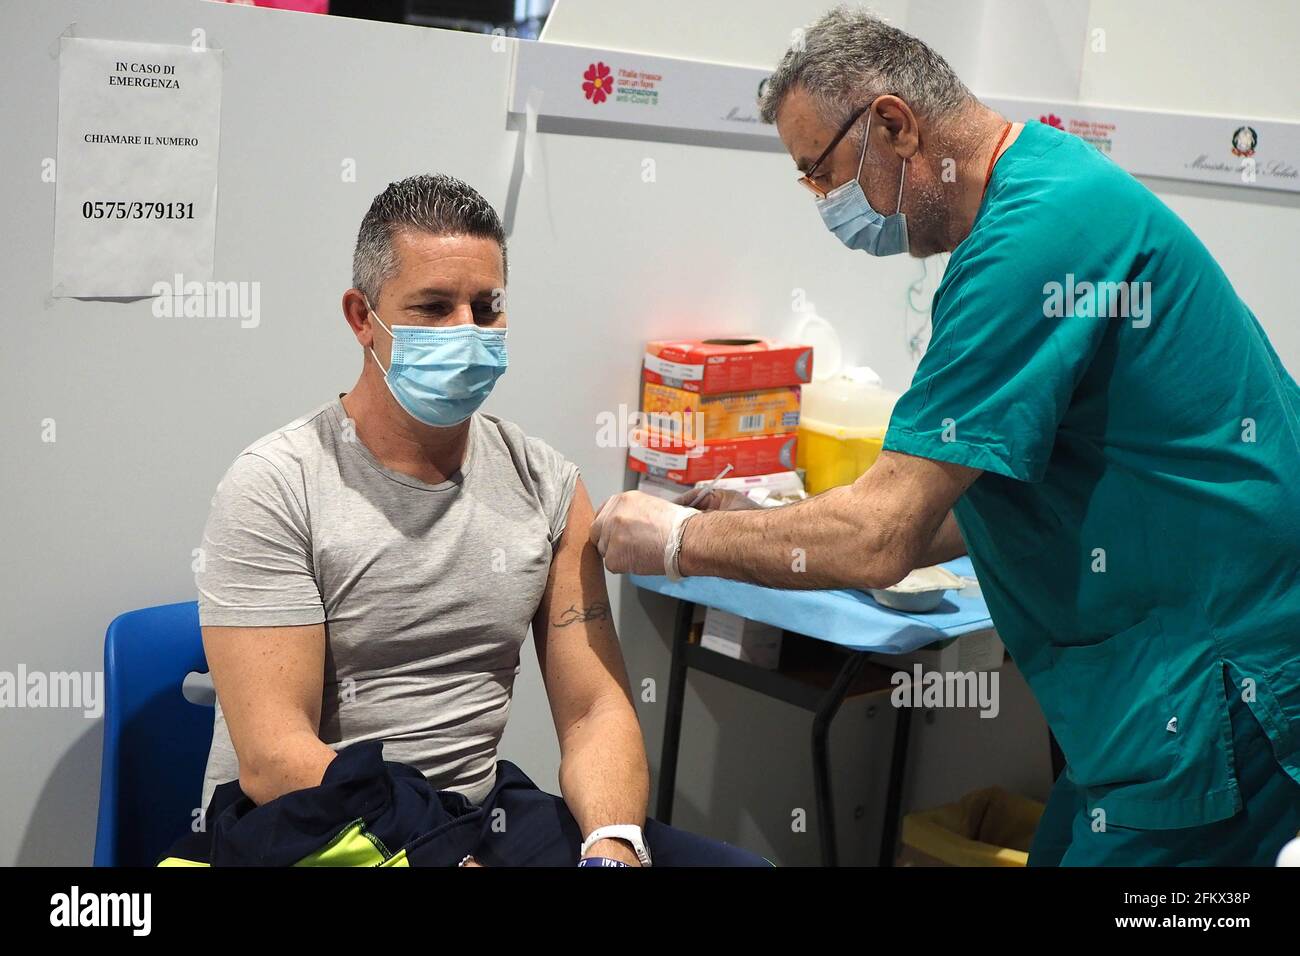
987,96,1299,193
511,41,778,144
582,61,612,104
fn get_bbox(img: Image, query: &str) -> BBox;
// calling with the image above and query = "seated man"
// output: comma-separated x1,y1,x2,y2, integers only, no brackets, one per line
196,173,765,867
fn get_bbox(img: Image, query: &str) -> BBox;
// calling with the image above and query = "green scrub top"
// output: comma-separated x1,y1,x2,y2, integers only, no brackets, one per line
883,120,1300,830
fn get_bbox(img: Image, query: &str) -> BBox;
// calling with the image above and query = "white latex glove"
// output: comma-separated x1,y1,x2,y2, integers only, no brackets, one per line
591,491,696,575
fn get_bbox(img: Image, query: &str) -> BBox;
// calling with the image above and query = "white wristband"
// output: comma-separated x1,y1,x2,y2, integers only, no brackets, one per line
581,825,652,866
663,509,698,582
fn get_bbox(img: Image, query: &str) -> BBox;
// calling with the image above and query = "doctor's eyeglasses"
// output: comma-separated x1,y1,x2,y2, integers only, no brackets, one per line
797,94,895,198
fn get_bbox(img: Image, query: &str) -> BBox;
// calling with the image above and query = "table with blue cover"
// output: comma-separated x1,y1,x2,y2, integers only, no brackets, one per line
630,556,997,867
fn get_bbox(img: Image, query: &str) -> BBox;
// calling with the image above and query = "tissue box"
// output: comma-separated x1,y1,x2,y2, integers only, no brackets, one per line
643,338,813,394
627,431,798,484
641,381,801,442
700,607,783,670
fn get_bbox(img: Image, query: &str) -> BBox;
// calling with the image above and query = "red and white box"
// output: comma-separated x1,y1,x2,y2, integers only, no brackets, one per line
643,338,813,394
627,431,798,484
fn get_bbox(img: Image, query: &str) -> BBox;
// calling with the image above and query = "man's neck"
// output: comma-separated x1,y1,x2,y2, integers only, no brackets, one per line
340,375,470,485
940,105,1020,252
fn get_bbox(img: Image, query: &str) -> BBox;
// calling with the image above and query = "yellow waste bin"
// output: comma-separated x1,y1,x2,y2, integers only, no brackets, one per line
796,367,899,495
898,786,1045,867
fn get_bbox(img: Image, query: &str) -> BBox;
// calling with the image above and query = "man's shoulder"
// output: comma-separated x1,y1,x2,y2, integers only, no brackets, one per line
987,122,1154,225
473,413,580,521
224,399,339,485
474,412,569,467
948,130,1151,290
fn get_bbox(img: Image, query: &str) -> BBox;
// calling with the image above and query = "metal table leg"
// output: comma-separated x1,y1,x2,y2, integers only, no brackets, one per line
811,651,869,867
655,599,694,824
879,703,913,867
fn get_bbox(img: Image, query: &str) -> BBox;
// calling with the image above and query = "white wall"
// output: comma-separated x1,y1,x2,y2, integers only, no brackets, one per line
1082,0,1300,118
1,0,1295,866
543,0,911,68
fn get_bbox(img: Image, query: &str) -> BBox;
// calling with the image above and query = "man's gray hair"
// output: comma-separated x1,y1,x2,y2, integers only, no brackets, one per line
759,6,973,132
352,173,507,305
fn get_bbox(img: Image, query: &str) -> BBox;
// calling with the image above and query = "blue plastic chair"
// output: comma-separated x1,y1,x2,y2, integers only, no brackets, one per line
94,601,215,866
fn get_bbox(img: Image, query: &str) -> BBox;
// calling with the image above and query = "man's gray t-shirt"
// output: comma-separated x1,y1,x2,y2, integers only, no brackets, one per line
195,396,579,809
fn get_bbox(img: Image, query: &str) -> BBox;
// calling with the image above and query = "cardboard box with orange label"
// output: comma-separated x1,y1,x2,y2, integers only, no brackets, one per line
643,338,813,394
627,430,798,485
641,381,801,443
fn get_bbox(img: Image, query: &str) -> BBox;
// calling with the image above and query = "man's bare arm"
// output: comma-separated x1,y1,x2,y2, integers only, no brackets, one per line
533,479,650,865
919,511,968,566
679,451,980,589
202,622,336,806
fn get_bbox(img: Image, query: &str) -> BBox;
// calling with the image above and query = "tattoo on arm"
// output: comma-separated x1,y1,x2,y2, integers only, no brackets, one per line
551,602,611,628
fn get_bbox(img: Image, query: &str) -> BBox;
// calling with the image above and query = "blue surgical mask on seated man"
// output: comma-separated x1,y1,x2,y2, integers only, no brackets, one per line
366,299,509,427
817,112,909,256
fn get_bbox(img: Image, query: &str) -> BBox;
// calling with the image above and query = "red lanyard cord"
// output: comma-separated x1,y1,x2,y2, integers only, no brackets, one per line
983,121,1013,196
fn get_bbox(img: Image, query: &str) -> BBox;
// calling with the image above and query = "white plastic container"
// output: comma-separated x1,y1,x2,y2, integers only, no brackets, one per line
798,366,901,494
868,564,967,613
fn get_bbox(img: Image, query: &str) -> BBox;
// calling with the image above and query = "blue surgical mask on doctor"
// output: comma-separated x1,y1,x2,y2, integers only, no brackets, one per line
816,112,910,256
366,299,508,428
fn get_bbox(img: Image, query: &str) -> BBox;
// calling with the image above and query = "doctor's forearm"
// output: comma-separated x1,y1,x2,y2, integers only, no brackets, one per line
677,486,917,590
918,511,966,565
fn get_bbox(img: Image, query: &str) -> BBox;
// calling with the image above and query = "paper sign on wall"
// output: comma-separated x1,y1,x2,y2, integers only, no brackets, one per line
53,37,223,297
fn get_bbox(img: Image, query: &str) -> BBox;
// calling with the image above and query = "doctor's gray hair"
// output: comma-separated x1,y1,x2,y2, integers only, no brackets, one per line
759,6,973,133
352,173,507,306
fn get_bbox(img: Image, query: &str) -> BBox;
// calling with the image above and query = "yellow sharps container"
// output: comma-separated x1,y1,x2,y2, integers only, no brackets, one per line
797,366,901,495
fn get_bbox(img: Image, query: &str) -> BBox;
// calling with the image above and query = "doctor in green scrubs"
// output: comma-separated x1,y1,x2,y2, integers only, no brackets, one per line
590,9,1300,865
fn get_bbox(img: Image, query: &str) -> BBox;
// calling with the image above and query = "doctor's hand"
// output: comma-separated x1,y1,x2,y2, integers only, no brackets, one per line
590,491,697,575
674,487,760,512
